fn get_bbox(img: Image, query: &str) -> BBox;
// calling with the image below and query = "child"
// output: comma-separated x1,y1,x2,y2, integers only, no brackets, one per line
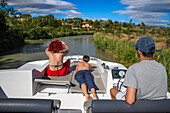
75,55,98,101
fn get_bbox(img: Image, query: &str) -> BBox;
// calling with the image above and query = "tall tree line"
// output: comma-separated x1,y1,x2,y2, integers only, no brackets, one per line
0,0,24,52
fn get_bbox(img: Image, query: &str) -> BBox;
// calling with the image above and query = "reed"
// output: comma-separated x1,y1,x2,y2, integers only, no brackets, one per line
93,33,138,66
93,32,170,88
154,49,170,87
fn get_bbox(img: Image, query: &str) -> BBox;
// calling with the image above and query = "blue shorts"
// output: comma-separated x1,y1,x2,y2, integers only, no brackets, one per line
75,70,99,91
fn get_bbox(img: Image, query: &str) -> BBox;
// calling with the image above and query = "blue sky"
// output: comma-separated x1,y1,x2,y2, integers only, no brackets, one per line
8,0,170,27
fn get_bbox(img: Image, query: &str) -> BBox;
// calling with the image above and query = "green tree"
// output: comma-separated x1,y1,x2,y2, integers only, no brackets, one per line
107,19,113,25
141,22,146,35
127,19,132,35
116,24,122,38
0,0,25,52
114,21,119,27
29,27,52,39
137,23,141,26
73,21,79,27
93,20,100,28
0,0,19,16
0,10,8,33
123,22,128,27
100,21,111,29
129,19,132,28
19,14,32,19
167,18,170,26
87,20,94,26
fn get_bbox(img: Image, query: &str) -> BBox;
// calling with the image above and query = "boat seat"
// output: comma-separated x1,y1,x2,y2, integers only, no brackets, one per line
0,87,61,113
0,98,82,113
34,63,77,86
84,99,170,113
33,62,77,94
0,98,60,113
70,63,106,94
35,79,71,86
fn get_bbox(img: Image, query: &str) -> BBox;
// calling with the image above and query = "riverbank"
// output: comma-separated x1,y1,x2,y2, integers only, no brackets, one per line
93,32,170,89
53,31,94,38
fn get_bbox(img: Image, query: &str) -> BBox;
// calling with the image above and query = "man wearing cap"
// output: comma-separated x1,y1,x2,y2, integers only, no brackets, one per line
110,37,167,105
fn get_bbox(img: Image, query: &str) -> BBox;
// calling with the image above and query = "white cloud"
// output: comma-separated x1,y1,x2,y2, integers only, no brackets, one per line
8,0,76,9
7,0,85,18
113,0,170,26
63,10,84,17
31,13,48,17
18,8,64,14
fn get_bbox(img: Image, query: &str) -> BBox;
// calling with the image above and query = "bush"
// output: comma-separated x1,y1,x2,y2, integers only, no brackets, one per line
28,27,53,39
0,26,25,52
129,28,137,32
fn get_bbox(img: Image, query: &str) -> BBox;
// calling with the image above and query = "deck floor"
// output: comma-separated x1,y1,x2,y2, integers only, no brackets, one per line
36,61,105,94
69,62,106,94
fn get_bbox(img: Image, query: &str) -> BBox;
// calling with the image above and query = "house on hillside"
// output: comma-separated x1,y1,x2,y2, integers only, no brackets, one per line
63,23,73,26
82,24,92,28
55,18,61,21
18,18,28,21
82,22,92,28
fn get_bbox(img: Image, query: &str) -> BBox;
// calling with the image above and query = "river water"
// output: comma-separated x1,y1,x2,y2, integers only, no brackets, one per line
0,35,114,69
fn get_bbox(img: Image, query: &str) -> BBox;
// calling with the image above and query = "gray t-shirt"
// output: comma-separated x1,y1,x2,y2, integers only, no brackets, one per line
123,60,167,100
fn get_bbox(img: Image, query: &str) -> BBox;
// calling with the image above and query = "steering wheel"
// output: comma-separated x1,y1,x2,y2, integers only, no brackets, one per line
117,71,126,91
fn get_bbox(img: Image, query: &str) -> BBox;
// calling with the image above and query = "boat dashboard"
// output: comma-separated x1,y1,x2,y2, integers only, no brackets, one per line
111,68,127,79
111,67,127,91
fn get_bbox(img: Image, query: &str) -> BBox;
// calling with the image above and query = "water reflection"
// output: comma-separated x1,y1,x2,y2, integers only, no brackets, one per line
62,35,96,56
0,35,114,69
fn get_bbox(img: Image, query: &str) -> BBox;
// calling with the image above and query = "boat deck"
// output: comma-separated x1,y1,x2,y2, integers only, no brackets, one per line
69,62,105,94
35,61,106,94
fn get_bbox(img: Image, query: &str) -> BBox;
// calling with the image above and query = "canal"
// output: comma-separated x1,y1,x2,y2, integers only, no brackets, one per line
0,35,114,69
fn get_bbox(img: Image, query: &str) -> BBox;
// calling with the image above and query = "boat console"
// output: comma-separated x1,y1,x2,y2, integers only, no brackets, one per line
111,68,127,90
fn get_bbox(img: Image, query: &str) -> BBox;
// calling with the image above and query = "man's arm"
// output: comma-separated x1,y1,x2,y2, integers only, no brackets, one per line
61,41,70,56
125,87,136,105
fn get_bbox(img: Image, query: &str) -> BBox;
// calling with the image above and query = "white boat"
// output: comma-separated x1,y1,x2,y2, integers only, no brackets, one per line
0,55,170,113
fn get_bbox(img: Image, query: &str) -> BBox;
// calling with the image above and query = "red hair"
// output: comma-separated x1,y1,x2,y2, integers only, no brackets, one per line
48,40,64,52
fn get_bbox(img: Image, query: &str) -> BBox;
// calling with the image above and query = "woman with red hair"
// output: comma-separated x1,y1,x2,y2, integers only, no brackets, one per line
45,40,70,76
